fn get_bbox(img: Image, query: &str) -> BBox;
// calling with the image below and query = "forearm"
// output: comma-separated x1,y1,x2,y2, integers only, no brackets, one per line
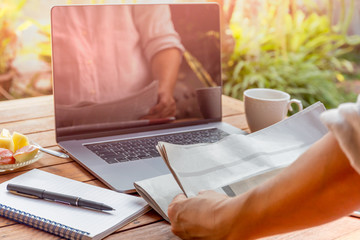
151,48,182,95
140,48,182,119
227,133,360,239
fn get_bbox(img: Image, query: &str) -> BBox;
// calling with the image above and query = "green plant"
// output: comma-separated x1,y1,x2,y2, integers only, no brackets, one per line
0,1,27,74
12,21,53,97
223,1,360,110
35,23,51,66
0,17,17,74
0,0,28,99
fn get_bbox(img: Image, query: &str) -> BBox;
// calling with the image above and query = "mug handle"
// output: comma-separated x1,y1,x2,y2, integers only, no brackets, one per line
288,99,303,112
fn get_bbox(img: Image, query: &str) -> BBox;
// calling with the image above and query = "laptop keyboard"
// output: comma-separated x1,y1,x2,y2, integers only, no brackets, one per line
85,128,229,164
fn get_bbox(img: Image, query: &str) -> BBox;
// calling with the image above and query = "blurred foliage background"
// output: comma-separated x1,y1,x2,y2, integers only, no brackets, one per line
1,0,360,110
221,0,360,109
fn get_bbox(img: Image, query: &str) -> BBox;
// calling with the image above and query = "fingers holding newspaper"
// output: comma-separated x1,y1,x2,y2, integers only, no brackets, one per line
135,102,328,239
168,190,235,240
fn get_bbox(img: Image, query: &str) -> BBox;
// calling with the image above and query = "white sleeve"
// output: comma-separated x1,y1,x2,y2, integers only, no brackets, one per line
132,5,185,62
320,95,360,174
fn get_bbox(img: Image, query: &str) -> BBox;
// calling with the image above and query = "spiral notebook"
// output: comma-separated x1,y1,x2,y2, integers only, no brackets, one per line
0,169,150,240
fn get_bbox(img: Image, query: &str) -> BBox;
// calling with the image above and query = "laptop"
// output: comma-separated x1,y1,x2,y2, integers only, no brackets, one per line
51,3,245,193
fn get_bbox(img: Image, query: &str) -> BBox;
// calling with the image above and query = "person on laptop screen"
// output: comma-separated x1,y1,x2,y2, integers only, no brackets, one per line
52,5,184,127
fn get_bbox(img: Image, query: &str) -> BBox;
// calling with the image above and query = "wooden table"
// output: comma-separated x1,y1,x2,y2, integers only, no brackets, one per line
1,95,360,239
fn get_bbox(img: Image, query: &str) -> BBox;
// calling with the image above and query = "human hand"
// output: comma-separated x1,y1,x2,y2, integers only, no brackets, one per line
141,92,176,120
168,190,234,240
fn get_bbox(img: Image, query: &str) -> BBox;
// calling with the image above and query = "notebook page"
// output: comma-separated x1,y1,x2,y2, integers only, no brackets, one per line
0,169,149,238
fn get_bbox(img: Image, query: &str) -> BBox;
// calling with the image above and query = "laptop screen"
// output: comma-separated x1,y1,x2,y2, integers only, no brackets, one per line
51,3,221,139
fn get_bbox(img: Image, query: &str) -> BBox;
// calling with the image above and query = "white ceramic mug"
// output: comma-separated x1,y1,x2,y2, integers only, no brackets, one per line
244,88,303,132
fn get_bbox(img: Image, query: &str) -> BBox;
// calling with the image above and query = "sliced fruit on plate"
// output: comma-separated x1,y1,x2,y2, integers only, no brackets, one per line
12,131,30,152
0,137,15,153
1,129,11,137
13,145,39,163
0,148,15,164
0,129,15,152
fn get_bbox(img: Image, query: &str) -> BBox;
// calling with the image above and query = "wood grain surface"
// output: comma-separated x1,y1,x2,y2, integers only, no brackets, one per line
0,95,359,240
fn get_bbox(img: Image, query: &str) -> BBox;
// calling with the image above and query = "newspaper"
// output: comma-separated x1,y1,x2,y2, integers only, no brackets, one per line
134,101,328,221
134,174,181,221
56,80,158,132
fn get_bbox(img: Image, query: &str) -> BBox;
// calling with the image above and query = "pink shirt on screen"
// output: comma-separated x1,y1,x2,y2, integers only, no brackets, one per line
52,5,184,104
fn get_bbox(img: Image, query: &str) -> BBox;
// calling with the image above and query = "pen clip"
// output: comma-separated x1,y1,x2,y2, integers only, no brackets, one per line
8,190,40,199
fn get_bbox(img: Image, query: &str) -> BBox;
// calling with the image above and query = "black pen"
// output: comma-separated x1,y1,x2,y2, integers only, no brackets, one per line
7,183,114,211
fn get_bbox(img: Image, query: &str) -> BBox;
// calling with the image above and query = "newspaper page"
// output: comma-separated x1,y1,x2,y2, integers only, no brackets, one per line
158,102,328,197
134,174,182,222
56,80,158,132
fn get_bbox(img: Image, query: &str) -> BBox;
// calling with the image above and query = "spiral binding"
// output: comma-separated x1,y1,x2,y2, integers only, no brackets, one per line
0,204,90,240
